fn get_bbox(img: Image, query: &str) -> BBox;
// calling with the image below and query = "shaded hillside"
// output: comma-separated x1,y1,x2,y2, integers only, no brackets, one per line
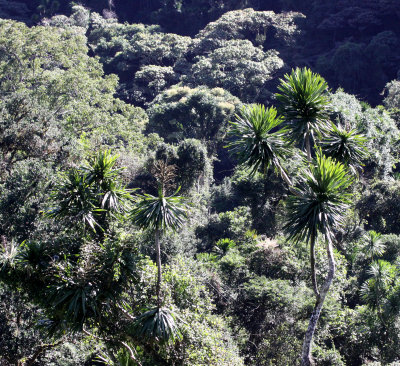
1,0,399,104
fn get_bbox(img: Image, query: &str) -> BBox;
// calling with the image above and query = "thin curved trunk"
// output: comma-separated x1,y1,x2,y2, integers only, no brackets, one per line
155,229,162,308
310,234,319,297
278,165,301,197
301,238,336,366
279,165,293,187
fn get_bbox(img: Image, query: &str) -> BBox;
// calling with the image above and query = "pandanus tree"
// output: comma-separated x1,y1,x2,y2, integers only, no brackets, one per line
362,230,385,262
130,161,189,343
0,151,142,361
228,69,362,365
320,123,369,175
276,67,330,162
44,150,134,329
284,152,353,366
227,104,293,186
47,150,132,239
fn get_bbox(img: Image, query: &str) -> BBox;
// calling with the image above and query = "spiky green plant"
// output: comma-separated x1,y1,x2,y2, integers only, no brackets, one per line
227,103,292,184
285,151,353,244
362,230,385,261
276,67,330,160
129,307,182,344
131,187,188,232
131,187,188,343
320,123,368,175
284,151,353,366
47,150,132,236
47,170,99,231
361,260,397,311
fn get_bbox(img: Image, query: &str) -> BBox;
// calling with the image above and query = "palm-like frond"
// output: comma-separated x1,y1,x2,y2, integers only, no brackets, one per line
362,230,385,259
129,307,182,344
85,150,133,217
361,260,397,310
47,151,133,232
131,187,188,232
320,123,368,175
84,150,122,186
100,180,133,218
46,169,100,231
284,151,353,243
16,240,48,271
227,104,290,175
49,282,98,329
276,67,330,147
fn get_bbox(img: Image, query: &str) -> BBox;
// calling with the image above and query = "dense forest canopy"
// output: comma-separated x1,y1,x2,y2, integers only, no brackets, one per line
0,1,400,365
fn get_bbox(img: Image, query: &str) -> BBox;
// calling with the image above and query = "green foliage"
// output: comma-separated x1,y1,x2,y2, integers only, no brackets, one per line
380,234,400,262
361,260,397,312
331,42,369,92
235,276,313,365
215,238,236,254
0,159,54,241
196,206,252,251
147,85,240,149
2,5,400,365
384,80,400,111
176,139,211,193
193,8,304,52
320,123,368,175
0,19,148,176
357,180,400,234
131,188,188,232
47,150,132,236
285,151,353,243
187,40,284,102
362,231,385,261
129,307,182,344
132,65,178,105
210,167,287,236
227,104,290,175
329,89,400,177
148,139,212,195
276,67,330,148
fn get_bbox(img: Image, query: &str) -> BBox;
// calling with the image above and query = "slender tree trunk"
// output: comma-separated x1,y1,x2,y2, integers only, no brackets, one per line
155,229,162,308
279,165,293,187
305,132,312,163
310,235,319,297
278,165,301,197
301,238,336,366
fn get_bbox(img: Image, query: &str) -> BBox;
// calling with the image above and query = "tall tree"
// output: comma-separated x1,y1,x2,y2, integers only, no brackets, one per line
284,151,353,366
320,122,368,175
130,162,189,342
276,67,330,162
227,104,293,186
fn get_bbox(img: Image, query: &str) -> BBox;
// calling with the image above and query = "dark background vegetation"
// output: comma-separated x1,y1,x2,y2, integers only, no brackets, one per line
0,0,400,365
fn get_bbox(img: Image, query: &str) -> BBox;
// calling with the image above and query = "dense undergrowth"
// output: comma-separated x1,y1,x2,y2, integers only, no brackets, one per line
1,2,400,366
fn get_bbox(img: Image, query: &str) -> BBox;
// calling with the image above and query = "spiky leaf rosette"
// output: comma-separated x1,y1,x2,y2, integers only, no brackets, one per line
130,307,182,344
131,187,188,232
84,150,133,217
320,123,368,175
284,151,353,244
362,230,385,259
361,260,397,311
276,67,330,147
47,151,133,233
47,169,99,231
227,104,290,175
